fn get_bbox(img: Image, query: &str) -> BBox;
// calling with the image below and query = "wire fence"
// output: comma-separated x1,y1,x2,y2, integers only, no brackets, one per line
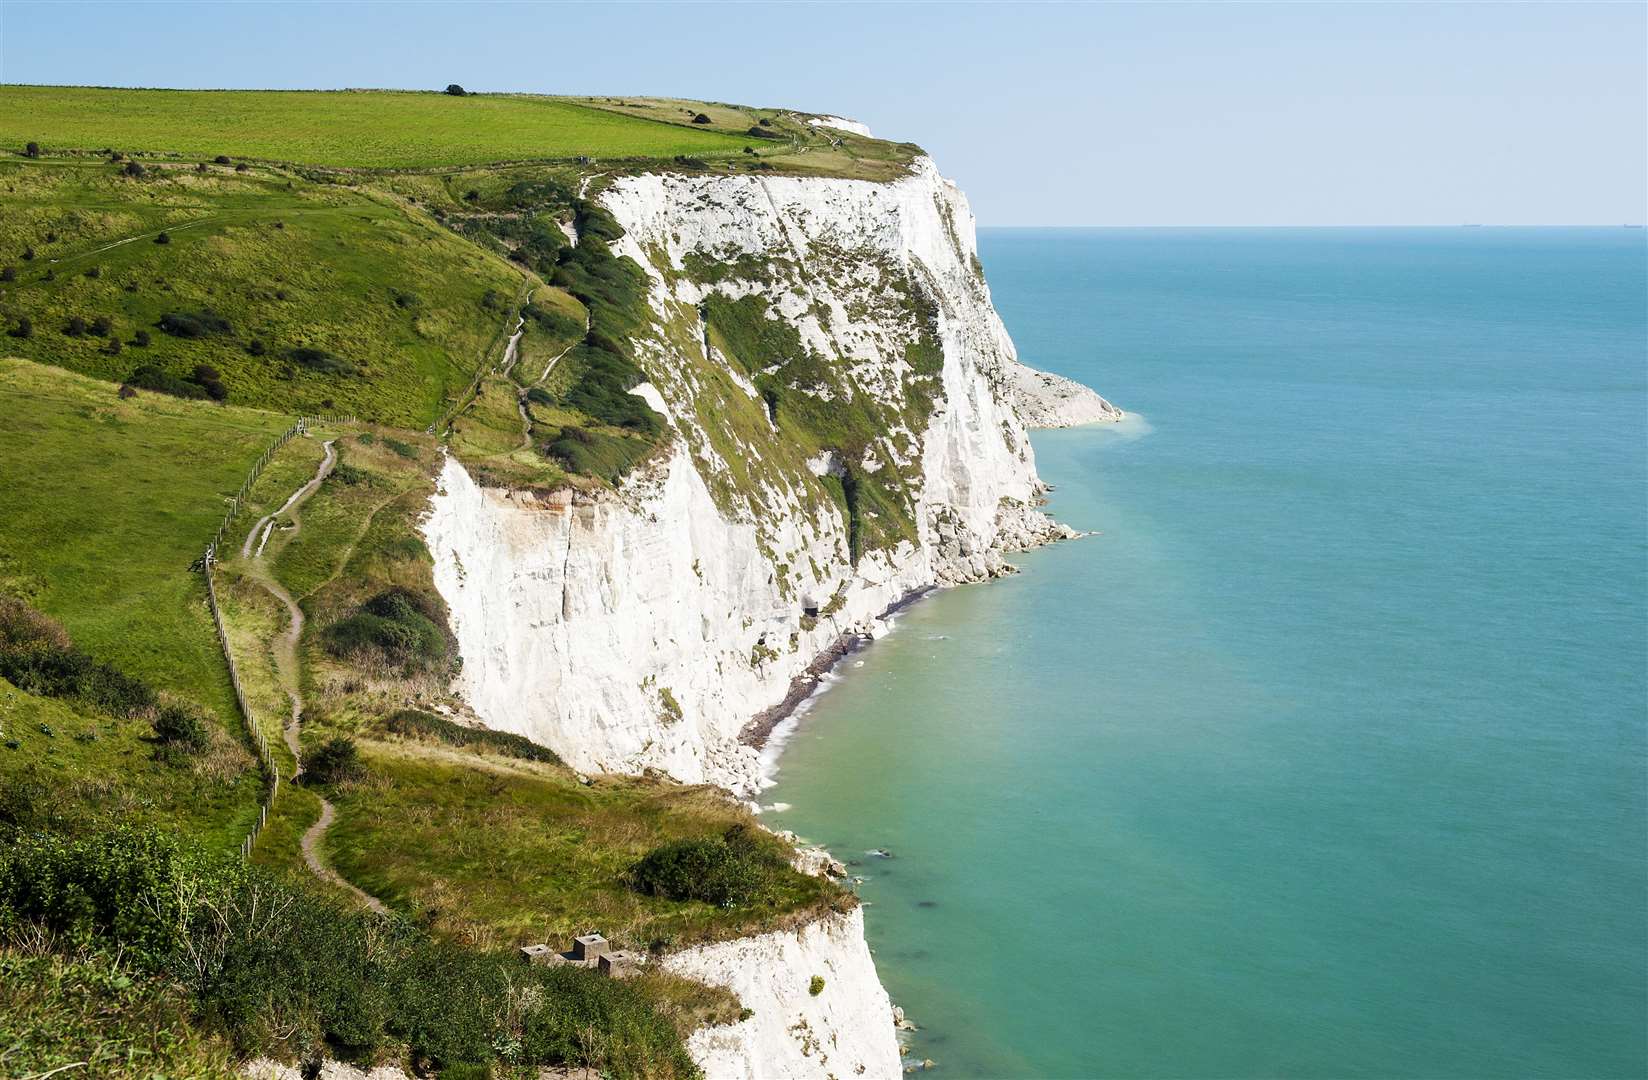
196,412,354,859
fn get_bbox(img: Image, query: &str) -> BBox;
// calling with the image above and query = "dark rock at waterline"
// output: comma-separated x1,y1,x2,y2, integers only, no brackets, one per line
916,899,937,908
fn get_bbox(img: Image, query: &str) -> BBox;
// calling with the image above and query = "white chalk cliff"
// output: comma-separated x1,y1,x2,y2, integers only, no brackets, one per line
425,156,1115,794
663,908,899,1079
421,154,1116,1078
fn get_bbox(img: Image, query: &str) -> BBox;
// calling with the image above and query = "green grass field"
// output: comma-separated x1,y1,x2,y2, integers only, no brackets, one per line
0,357,292,717
1,86,754,168
0,161,523,426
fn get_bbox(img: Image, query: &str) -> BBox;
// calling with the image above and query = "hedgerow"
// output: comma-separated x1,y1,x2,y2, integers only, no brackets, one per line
384,708,561,765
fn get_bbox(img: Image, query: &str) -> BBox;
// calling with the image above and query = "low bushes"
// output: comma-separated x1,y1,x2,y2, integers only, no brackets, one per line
158,309,232,339
630,826,790,909
125,362,228,402
0,828,698,1077
0,595,156,717
383,708,560,765
303,736,363,786
153,699,210,754
324,587,451,674
543,425,654,485
289,346,357,376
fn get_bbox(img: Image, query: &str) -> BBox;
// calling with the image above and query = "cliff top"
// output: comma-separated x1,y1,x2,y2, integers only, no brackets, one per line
0,84,922,179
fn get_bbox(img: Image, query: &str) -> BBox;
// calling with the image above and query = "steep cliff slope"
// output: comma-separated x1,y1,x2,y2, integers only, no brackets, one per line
424,157,1117,793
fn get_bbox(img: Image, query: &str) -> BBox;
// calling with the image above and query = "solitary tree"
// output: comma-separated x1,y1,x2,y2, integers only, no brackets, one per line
10,317,31,339
0,266,15,282
691,113,712,124
445,83,467,96
214,154,231,164
23,141,39,158
154,231,170,245
122,160,144,177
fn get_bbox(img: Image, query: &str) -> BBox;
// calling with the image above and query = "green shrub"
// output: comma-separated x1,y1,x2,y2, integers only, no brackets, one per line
384,709,560,764
544,425,654,485
0,595,156,716
304,736,364,786
0,827,698,1077
325,588,450,672
809,975,825,996
630,826,786,908
158,309,231,338
152,699,209,754
289,346,357,375
126,364,206,399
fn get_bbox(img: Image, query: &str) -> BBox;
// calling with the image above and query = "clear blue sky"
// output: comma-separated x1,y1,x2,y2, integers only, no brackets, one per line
2,1,1643,225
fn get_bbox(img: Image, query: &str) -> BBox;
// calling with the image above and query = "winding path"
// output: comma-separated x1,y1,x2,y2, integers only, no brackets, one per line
243,439,386,914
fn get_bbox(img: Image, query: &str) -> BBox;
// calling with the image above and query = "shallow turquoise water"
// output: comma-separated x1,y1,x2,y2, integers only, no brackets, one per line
764,229,1647,1078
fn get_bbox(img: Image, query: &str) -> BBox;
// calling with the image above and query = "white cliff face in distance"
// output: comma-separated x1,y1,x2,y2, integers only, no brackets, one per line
423,156,1115,794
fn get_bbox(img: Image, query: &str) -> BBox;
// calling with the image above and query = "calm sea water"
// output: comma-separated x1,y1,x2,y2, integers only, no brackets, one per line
764,228,1648,1078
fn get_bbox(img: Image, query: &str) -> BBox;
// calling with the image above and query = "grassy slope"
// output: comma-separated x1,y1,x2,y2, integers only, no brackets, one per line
0,357,289,716
0,947,236,1080
1,85,753,167
328,744,845,953
0,160,522,426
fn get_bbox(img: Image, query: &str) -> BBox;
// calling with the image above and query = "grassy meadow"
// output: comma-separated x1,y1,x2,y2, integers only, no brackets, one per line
0,357,291,718
0,160,523,426
1,85,754,168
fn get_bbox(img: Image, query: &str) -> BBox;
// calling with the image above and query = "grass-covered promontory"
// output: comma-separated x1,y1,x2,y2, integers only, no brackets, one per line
0,85,752,168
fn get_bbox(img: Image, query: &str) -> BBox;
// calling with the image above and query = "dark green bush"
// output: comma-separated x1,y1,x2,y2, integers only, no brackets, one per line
325,588,450,672
544,426,654,484
290,346,357,376
10,316,31,339
303,736,364,786
384,709,560,765
65,315,85,337
630,826,785,908
126,364,207,400
132,329,150,347
152,699,209,754
158,309,231,339
191,364,227,401
525,386,554,406
0,595,156,717
153,232,170,245
2,265,17,282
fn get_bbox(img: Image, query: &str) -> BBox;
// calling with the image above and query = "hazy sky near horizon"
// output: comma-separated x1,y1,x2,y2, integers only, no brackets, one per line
1,1,1643,226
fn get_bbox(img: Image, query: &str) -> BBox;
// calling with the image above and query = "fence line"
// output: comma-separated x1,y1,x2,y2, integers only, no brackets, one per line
196,412,354,859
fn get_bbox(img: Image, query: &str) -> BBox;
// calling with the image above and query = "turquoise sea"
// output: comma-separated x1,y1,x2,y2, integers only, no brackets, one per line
764,228,1647,1078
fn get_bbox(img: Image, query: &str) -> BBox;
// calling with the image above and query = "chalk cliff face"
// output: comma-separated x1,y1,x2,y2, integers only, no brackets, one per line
663,907,900,1079
424,156,1114,794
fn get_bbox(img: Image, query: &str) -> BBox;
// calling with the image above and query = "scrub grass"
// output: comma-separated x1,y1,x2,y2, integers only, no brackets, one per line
0,946,237,1080
1,86,753,168
0,161,522,426
325,742,850,952
0,675,259,851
